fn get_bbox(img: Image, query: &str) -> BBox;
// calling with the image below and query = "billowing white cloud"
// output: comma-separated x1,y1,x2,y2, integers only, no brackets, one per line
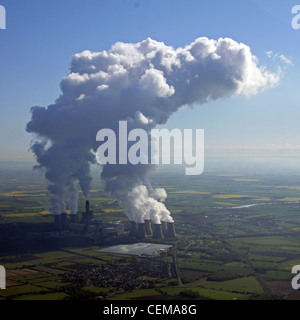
26,37,280,222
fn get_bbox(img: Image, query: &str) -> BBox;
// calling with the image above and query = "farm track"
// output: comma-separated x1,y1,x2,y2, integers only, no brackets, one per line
173,243,184,287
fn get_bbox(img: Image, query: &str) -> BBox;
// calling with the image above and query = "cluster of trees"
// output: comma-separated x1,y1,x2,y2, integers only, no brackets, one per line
206,271,240,282
179,290,202,299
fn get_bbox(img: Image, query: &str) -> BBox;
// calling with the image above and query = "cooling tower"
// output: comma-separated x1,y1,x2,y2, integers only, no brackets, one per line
136,223,147,240
161,221,167,236
53,214,61,230
129,221,138,237
153,224,164,239
165,222,176,238
61,212,68,229
144,219,153,236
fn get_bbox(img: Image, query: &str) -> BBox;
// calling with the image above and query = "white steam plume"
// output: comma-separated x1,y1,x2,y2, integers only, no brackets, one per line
26,37,279,220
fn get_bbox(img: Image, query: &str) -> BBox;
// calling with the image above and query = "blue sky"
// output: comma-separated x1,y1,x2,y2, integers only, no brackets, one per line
0,0,299,160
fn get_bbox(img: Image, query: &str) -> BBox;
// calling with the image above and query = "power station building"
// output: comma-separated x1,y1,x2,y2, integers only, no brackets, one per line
52,200,125,237
52,200,176,240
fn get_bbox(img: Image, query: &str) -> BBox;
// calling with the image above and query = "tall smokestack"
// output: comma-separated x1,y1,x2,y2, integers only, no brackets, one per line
144,219,152,236
129,221,138,237
136,223,147,240
161,221,167,236
85,200,93,225
61,212,68,229
153,224,164,239
165,222,176,238
53,215,61,230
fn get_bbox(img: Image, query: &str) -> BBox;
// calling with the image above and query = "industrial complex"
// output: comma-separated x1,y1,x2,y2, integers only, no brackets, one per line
52,200,177,241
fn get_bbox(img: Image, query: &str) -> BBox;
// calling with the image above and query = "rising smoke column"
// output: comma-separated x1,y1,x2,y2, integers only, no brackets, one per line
26,37,279,221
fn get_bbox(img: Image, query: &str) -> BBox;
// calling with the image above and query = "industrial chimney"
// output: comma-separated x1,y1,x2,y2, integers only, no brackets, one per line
129,221,138,237
53,214,61,230
161,221,167,236
144,219,153,236
152,224,164,239
136,223,147,240
61,212,68,229
84,200,93,225
165,222,176,238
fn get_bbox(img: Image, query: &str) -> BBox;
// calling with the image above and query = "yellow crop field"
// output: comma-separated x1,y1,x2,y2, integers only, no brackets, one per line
278,197,300,202
290,227,300,232
214,202,236,206
40,211,50,215
0,191,46,197
40,210,71,215
2,213,39,218
102,209,124,213
213,194,254,199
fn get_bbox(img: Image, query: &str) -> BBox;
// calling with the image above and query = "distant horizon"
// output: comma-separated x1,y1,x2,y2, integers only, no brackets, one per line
2,153,300,176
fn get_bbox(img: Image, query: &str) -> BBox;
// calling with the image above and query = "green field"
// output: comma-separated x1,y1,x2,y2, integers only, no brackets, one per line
0,162,300,300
